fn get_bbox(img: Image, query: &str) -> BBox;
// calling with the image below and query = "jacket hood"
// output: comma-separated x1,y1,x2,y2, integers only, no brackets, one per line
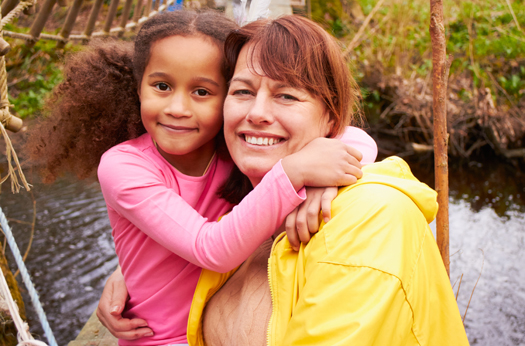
340,156,438,223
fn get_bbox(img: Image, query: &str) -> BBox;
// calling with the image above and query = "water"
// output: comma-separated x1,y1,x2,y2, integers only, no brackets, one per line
0,159,524,345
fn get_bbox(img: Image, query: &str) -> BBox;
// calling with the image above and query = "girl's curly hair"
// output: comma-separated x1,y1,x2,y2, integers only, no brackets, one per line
25,40,142,183
26,10,237,183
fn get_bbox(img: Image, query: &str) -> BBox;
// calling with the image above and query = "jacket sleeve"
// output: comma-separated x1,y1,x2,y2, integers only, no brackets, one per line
280,265,417,346
337,126,378,165
98,151,305,273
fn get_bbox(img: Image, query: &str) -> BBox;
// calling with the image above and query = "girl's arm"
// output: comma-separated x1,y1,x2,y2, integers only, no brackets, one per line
336,126,377,165
286,126,378,249
98,137,361,273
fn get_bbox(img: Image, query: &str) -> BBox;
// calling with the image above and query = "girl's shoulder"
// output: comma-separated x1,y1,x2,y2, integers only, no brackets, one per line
98,133,165,174
101,133,154,161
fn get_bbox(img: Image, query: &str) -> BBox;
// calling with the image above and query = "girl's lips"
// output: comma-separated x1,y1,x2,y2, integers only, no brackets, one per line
159,123,197,132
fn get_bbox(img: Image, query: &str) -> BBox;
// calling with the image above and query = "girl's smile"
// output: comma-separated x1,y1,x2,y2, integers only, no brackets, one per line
139,35,227,176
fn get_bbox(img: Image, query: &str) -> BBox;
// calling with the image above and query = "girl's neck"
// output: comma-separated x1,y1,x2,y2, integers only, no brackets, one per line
155,139,216,177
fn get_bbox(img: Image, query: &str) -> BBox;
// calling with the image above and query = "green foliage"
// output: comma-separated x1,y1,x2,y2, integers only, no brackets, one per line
315,0,525,109
4,23,79,119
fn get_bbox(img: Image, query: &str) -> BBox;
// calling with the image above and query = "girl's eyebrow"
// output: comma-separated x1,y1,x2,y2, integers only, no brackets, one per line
192,76,220,87
147,72,169,78
145,73,220,87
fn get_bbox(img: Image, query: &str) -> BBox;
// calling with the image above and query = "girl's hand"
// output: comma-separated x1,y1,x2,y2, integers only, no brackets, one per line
96,267,153,340
281,138,363,191
285,187,338,251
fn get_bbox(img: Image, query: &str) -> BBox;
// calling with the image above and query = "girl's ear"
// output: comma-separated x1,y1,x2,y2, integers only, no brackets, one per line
137,87,141,101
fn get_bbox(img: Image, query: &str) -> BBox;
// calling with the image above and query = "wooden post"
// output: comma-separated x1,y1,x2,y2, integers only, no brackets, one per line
28,0,58,43
103,0,121,35
118,0,134,37
83,0,104,38
57,0,85,48
132,0,144,25
429,0,451,276
1,0,19,17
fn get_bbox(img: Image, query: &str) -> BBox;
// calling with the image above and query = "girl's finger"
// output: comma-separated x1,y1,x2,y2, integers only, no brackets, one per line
321,187,338,223
306,192,322,235
345,144,363,163
285,208,300,251
295,203,311,244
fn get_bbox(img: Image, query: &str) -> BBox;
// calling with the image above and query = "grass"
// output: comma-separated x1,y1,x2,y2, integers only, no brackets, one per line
4,23,80,119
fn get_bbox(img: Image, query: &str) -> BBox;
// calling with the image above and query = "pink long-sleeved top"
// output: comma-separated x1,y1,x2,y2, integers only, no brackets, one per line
97,127,377,346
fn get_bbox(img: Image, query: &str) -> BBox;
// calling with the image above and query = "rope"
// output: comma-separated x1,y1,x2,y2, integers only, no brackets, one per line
0,6,31,192
0,0,36,32
0,208,57,346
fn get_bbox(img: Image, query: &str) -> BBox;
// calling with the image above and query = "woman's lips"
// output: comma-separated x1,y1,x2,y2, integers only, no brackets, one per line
243,134,284,146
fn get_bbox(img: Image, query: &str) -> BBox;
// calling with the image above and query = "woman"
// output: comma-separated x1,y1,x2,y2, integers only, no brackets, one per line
99,15,469,346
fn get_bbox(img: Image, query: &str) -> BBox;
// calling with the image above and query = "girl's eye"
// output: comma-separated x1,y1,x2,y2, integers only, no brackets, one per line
155,83,170,91
194,89,210,97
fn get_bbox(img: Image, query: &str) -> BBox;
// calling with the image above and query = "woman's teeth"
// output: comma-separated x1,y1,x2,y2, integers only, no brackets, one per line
245,135,282,146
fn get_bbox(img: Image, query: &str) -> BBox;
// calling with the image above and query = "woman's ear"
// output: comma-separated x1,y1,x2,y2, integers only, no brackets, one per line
321,108,335,137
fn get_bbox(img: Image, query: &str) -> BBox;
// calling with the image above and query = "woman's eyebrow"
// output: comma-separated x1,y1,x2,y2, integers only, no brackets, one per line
231,77,254,88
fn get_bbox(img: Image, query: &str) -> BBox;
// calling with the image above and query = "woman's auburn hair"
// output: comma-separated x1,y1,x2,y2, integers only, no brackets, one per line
218,15,364,204
224,15,363,137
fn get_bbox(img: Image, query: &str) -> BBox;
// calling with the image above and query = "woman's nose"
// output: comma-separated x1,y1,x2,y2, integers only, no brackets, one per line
246,94,274,125
164,92,192,118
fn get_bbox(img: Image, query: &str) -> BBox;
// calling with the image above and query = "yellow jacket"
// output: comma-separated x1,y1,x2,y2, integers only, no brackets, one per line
187,156,470,346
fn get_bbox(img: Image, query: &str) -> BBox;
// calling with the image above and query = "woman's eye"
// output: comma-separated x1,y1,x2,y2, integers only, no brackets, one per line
279,94,298,101
232,89,252,96
155,83,170,91
194,89,210,96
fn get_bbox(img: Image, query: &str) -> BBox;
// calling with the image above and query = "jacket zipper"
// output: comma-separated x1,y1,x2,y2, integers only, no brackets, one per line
266,233,285,346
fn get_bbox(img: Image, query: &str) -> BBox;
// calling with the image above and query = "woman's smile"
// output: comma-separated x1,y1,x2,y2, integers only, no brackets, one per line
224,43,332,186
242,133,285,147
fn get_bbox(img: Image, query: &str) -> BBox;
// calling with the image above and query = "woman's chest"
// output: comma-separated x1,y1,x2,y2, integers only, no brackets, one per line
202,238,273,346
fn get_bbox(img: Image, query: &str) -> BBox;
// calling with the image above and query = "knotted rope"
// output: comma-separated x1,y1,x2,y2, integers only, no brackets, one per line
0,0,36,30
0,1,31,193
0,207,56,346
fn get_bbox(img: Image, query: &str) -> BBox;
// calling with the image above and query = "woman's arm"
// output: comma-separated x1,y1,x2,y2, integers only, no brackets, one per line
96,267,153,340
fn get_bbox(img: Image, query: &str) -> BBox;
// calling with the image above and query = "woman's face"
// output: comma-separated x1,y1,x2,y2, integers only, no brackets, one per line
224,43,333,186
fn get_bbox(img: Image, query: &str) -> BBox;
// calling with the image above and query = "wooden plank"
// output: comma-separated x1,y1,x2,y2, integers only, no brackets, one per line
68,310,118,346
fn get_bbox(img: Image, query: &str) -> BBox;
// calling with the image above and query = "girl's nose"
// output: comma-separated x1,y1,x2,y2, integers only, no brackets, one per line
246,93,274,125
164,92,192,118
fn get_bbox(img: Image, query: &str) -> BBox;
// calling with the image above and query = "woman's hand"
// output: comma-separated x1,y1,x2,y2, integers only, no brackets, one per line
285,187,338,251
281,138,363,191
96,267,153,340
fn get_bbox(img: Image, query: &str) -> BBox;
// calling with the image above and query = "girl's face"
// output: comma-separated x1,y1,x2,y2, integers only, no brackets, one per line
224,43,332,186
139,35,227,176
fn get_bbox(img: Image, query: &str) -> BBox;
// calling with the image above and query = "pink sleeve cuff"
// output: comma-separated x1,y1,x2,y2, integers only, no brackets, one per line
274,159,307,201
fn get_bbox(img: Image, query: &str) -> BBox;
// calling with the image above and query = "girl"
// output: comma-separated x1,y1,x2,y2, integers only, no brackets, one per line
27,11,377,346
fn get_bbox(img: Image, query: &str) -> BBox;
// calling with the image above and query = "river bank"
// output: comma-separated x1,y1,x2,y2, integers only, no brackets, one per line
1,151,524,345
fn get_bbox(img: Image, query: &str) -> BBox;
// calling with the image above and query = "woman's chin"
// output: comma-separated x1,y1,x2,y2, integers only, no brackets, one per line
236,161,277,186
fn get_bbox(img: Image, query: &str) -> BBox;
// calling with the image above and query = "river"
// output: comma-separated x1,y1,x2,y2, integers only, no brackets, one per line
0,157,524,345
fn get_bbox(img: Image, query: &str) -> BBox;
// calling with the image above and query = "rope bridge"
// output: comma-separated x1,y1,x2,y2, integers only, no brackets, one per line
0,0,181,344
